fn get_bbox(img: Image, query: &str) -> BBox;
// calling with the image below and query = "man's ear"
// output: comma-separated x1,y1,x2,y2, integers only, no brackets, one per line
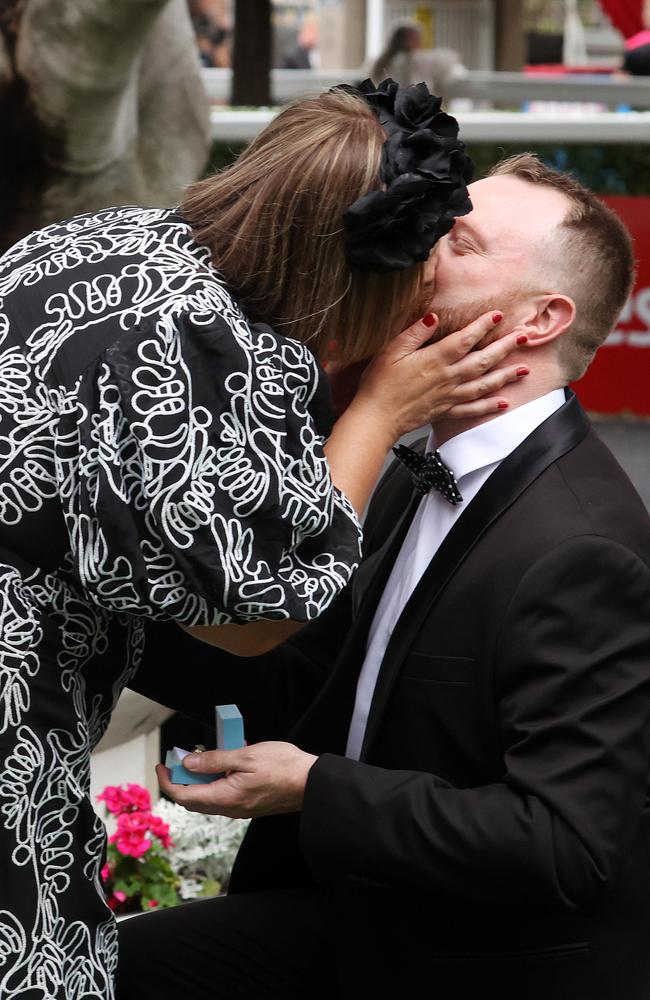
515,294,576,347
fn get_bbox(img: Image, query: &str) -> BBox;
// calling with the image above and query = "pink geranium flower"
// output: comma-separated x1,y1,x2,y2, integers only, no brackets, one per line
99,782,179,913
107,808,173,858
109,825,152,857
125,784,151,812
147,814,173,849
109,815,150,857
97,782,152,816
115,835,152,858
97,786,129,816
115,812,151,836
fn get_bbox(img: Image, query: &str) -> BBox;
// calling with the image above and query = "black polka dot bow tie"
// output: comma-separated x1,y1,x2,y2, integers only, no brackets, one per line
393,444,463,505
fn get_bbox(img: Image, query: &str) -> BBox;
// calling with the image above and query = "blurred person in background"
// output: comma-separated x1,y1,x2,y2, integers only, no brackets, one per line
367,21,465,103
623,0,650,52
0,80,525,999
278,17,318,69
622,40,650,74
618,0,650,75
369,19,423,81
188,0,230,67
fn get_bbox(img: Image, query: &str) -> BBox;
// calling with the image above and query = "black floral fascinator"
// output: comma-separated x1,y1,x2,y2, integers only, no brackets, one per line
335,78,474,273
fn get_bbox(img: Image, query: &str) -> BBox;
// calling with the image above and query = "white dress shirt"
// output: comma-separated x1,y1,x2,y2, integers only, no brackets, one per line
345,389,566,760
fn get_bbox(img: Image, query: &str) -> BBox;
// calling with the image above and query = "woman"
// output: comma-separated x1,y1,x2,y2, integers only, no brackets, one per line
368,23,463,100
0,80,524,998
369,21,422,80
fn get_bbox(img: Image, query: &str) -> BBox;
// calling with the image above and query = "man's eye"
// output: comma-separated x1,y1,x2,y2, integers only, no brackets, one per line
452,240,474,254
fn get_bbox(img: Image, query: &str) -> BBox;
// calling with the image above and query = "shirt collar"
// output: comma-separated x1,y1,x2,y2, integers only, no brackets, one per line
425,389,567,482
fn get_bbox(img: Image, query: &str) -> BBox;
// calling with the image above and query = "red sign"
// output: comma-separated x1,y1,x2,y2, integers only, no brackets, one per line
572,195,650,416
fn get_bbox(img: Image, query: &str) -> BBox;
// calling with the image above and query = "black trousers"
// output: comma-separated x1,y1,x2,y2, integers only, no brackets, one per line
116,887,339,1000
116,881,649,1000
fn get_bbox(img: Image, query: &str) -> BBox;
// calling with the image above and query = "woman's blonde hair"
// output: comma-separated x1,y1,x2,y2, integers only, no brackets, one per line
180,88,427,363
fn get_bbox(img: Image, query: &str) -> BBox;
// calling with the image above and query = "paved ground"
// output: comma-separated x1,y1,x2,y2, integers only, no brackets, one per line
593,420,650,511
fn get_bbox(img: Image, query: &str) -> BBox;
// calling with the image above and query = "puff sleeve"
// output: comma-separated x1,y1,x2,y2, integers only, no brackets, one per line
58,306,362,625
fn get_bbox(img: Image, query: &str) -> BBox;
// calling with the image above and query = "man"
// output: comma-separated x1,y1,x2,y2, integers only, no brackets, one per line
277,19,318,69
118,155,650,1000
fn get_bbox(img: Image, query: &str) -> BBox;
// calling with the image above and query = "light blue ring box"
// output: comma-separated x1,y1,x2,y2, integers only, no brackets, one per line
165,746,218,785
216,703,245,750
165,704,245,785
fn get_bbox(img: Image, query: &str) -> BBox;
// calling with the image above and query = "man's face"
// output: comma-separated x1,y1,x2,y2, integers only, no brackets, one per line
428,175,570,339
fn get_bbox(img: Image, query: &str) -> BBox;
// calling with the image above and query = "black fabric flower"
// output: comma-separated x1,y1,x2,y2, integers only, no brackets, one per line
336,78,474,273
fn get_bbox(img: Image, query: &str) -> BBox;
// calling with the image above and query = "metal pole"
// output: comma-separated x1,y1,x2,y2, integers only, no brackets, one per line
563,0,588,66
365,0,385,61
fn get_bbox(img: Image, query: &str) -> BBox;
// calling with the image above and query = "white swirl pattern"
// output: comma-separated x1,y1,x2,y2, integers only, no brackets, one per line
0,206,362,996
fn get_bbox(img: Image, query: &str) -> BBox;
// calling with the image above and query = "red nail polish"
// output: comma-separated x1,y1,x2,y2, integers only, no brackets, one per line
497,401,509,410
422,313,436,327
516,335,528,345
516,366,529,377
492,312,503,324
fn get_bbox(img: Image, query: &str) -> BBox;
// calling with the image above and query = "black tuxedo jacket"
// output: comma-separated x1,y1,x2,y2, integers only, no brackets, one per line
134,393,650,999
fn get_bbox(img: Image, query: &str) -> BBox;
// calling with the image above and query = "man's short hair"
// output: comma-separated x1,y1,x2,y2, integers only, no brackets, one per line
488,153,635,381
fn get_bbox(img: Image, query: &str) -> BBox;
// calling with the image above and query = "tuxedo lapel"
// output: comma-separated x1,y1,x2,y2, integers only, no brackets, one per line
290,477,422,756
359,391,590,760
352,490,421,618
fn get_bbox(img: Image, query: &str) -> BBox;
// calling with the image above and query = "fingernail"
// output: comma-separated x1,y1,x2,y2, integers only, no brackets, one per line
516,335,528,345
422,313,436,327
183,755,200,770
492,312,503,324
516,366,529,377
497,401,509,410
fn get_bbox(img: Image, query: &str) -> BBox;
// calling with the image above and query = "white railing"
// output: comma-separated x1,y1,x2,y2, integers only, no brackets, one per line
210,106,650,144
202,67,358,102
452,70,650,108
204,66,650,144
201,66,650,110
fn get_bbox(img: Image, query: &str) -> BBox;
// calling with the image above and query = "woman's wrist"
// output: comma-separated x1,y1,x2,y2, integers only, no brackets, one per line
342,394,403,450
324,398,399,517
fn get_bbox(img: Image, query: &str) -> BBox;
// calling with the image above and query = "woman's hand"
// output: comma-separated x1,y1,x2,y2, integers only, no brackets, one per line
178,310,527,656
323,309,527,517
350,309,527,440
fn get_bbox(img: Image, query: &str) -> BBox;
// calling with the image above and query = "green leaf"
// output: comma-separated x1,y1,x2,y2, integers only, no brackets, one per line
114,878,142,898
199,879,222,898
140,884,180,911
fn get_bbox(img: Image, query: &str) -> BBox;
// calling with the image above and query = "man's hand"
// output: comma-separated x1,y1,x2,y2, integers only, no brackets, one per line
155,742,317,819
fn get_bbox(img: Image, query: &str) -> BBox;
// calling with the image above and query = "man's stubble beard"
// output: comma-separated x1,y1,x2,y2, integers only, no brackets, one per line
429,296,508,350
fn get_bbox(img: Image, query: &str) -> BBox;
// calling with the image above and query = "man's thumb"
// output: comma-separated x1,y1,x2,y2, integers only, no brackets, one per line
183,751,217,771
